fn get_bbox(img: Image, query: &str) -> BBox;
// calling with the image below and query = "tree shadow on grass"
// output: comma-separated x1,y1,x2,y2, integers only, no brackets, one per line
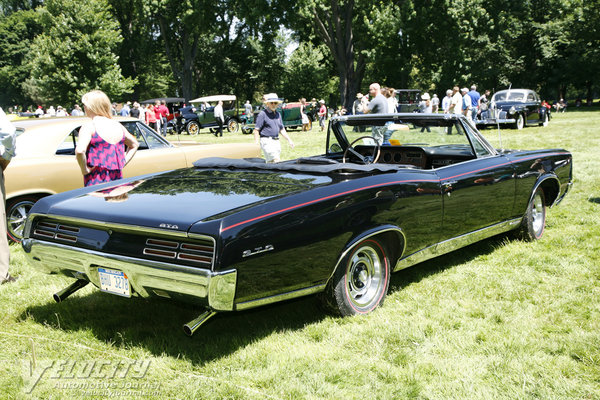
21,286,326,365
21,233,509,365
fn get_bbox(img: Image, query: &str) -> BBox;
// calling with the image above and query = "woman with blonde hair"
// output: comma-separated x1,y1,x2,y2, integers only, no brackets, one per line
76,90,139,186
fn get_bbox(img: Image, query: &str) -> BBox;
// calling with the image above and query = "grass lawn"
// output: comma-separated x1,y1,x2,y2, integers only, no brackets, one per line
1,111,599,399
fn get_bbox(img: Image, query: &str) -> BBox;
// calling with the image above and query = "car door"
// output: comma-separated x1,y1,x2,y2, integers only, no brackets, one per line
435,121,516,239
525,91,540,125
120,121,187,177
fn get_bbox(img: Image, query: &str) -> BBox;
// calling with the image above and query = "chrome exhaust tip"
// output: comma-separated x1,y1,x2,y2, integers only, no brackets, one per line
183,310,217,336
53,279,89,303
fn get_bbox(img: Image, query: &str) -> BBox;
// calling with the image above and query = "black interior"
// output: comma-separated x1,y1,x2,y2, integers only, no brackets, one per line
348,144,475,169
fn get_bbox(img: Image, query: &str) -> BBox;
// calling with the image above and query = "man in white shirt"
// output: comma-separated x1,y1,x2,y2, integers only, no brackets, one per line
214,100,224,137
461,87,472,121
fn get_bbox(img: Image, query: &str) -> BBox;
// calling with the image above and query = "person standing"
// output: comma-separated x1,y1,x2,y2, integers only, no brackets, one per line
300,98,310,131
448,86,462,115
419,93,432,132
0,107,17,284
364,83,388,144
213,100,224,137
385,87,398,113
431,94,440,113
120,101,131,117
479,90,491,120
461,88,472,121
352,93,364,115
76,90,139,187
130,102,140,119
146,104,157,130
71,104,84,116
253,93,294,163
155,100,170,136
317,100,327,132
468,85,481,121
244,100,253,116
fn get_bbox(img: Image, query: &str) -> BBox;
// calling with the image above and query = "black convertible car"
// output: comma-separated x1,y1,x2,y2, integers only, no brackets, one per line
21,113,572,335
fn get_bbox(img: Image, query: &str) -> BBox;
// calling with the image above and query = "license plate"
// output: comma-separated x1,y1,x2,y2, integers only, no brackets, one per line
98,268,131,297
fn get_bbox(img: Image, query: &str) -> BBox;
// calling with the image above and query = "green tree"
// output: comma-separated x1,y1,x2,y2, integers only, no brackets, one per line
107,0,177,101
22,0,135,106
0,9,42,107
281,43,332,101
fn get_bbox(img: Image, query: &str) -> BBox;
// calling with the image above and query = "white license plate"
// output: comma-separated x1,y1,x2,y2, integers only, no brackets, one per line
98,268,131,297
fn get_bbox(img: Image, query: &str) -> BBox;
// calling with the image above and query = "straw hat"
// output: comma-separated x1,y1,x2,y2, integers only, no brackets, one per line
263,93,283,103
356,93,363,98
421,93,430,100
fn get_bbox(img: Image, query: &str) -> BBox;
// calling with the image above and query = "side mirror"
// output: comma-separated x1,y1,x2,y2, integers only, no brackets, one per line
330,143,342,153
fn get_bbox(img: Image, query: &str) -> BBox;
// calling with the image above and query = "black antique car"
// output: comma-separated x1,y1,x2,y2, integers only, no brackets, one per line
477,89,550,129
394,89,421,112
21,113,572,335
178,95,241,135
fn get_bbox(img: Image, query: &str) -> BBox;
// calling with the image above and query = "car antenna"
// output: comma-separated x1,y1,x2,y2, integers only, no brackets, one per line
496,83,511,151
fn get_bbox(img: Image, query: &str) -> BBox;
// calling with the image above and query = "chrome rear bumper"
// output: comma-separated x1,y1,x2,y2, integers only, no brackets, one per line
21,239,237,311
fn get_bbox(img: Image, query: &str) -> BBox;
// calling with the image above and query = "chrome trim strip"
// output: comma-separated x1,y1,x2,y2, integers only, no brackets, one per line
234,283,326,311
22,239,236,311
393,218,521,272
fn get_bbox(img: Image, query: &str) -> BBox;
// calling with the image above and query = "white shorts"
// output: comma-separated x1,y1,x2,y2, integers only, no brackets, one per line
260,136,281,163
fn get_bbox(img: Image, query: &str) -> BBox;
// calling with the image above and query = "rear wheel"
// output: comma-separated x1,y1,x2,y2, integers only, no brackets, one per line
186,120,200,135
6,196,40,243
539,113,549,127
322,238,390,316
227,119,239,133
518,188,546,241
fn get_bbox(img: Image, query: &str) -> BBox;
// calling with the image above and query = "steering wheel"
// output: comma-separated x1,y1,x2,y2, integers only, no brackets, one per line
343,136,381,164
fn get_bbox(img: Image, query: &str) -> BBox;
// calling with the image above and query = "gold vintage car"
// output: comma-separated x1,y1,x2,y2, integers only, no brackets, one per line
5,117,260,241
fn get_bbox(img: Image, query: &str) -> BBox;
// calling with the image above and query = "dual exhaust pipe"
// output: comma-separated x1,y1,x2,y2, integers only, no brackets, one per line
54,279,217,336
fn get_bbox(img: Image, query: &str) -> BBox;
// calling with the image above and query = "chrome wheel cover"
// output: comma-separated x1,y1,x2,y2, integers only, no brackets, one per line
517,114,524,130
346,245,383,308
531,193,545,235
7,200,35,241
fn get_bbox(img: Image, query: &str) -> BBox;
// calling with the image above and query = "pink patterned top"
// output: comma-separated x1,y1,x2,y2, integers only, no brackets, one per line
86,131,125,170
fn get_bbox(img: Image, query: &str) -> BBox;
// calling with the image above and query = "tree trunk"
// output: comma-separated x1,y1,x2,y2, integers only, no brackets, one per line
157,17,198,102
312,0,363,110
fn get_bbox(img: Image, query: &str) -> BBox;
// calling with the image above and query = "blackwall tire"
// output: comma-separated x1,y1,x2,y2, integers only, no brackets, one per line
518,188,546,241
324,238,390,316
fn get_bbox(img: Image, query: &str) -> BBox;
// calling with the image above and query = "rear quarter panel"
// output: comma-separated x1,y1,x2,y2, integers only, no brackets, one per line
505,149,572,215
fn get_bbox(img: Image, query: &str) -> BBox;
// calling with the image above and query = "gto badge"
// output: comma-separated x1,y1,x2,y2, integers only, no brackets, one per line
242,244,274,258
159,223,179,230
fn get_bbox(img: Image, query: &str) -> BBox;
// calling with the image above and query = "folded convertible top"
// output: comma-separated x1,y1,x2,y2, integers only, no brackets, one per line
193,157,406,174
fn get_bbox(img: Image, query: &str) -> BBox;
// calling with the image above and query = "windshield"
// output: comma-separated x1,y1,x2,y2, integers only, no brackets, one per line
492,91,527,102
326,115,494,161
